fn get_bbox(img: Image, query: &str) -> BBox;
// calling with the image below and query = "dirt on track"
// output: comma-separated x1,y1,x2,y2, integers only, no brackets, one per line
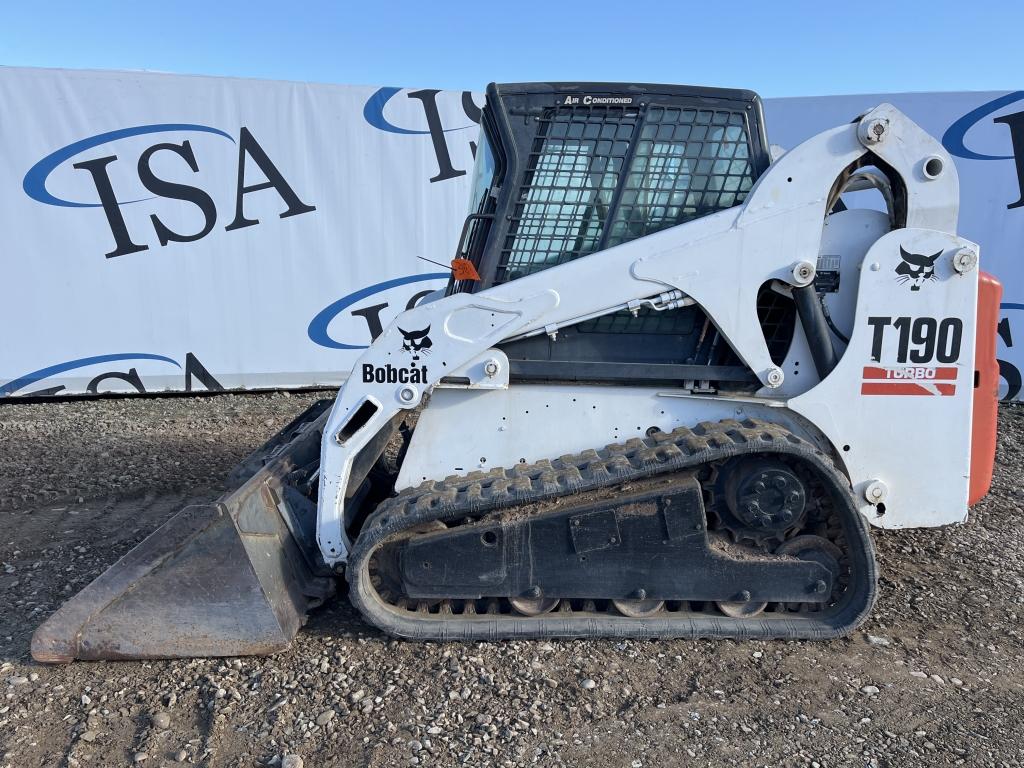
1,391,1023,768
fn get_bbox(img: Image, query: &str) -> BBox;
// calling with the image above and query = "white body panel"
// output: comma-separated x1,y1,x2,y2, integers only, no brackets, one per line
314,104,978,566
789,228,979,528
396,385,822,490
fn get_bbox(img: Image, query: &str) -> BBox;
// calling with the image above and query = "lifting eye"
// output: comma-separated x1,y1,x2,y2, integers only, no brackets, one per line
923,156,944,180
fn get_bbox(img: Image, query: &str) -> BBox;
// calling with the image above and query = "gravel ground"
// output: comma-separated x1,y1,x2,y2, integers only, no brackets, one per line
1,392,1023,768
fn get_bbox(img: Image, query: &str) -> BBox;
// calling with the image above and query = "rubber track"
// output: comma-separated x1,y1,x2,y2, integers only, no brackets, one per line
347,418,878,641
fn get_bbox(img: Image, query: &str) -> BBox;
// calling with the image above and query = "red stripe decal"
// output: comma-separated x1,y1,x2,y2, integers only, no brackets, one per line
862,366,958,381
861,381,957,396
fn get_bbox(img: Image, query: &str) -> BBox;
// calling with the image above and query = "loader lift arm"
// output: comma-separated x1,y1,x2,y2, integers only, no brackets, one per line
316,101,960,566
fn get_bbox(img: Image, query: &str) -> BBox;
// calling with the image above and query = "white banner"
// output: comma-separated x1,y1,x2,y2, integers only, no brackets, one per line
1,68,1021,398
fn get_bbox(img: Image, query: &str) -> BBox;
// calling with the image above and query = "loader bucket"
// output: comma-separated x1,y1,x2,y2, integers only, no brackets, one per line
32,400,336,663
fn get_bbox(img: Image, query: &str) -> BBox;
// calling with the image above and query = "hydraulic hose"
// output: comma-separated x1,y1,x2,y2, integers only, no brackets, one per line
793,284,839,379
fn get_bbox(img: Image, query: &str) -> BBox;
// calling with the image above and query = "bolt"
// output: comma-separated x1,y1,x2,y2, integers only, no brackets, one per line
398,386,417,403
483,358,500,378
813,580,828,594
632,588,648,600
865,480,888,504
953,247,978,275
772,476,787,490
780,509,794,523
864,118,887,143
765,367,784,388
792,261,816,285
525,585,542,598
737,590,752,602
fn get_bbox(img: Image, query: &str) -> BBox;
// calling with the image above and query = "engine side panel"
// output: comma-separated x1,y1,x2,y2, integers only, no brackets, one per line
790,228,979,528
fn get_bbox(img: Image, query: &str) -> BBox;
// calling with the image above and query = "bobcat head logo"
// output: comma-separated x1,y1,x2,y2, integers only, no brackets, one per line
398,325,432,360
895,246,941,291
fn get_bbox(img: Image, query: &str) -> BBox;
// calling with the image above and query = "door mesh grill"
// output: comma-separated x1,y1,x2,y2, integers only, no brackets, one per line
495,103,757,285
607,108,754,247
497,107,637,282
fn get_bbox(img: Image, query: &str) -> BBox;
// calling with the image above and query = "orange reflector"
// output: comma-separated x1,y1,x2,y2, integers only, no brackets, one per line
451,258,481,281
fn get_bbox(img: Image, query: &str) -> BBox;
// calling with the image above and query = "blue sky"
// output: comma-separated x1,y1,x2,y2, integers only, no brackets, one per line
2,1,1019,97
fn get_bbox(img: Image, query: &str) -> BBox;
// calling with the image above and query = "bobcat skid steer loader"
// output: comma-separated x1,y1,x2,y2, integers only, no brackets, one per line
33,83,1002,662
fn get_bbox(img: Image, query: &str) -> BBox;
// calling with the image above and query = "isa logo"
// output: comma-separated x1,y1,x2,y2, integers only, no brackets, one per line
308,273,449,350
23,124,316,258
943,90,1024,210
363,88,482,183
1,352,222,398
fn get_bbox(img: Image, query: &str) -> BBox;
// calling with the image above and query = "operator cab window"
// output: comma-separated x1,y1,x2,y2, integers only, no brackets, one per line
467,130,497,216
451,83,778,383
497,104,757,283
608,108,754,245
